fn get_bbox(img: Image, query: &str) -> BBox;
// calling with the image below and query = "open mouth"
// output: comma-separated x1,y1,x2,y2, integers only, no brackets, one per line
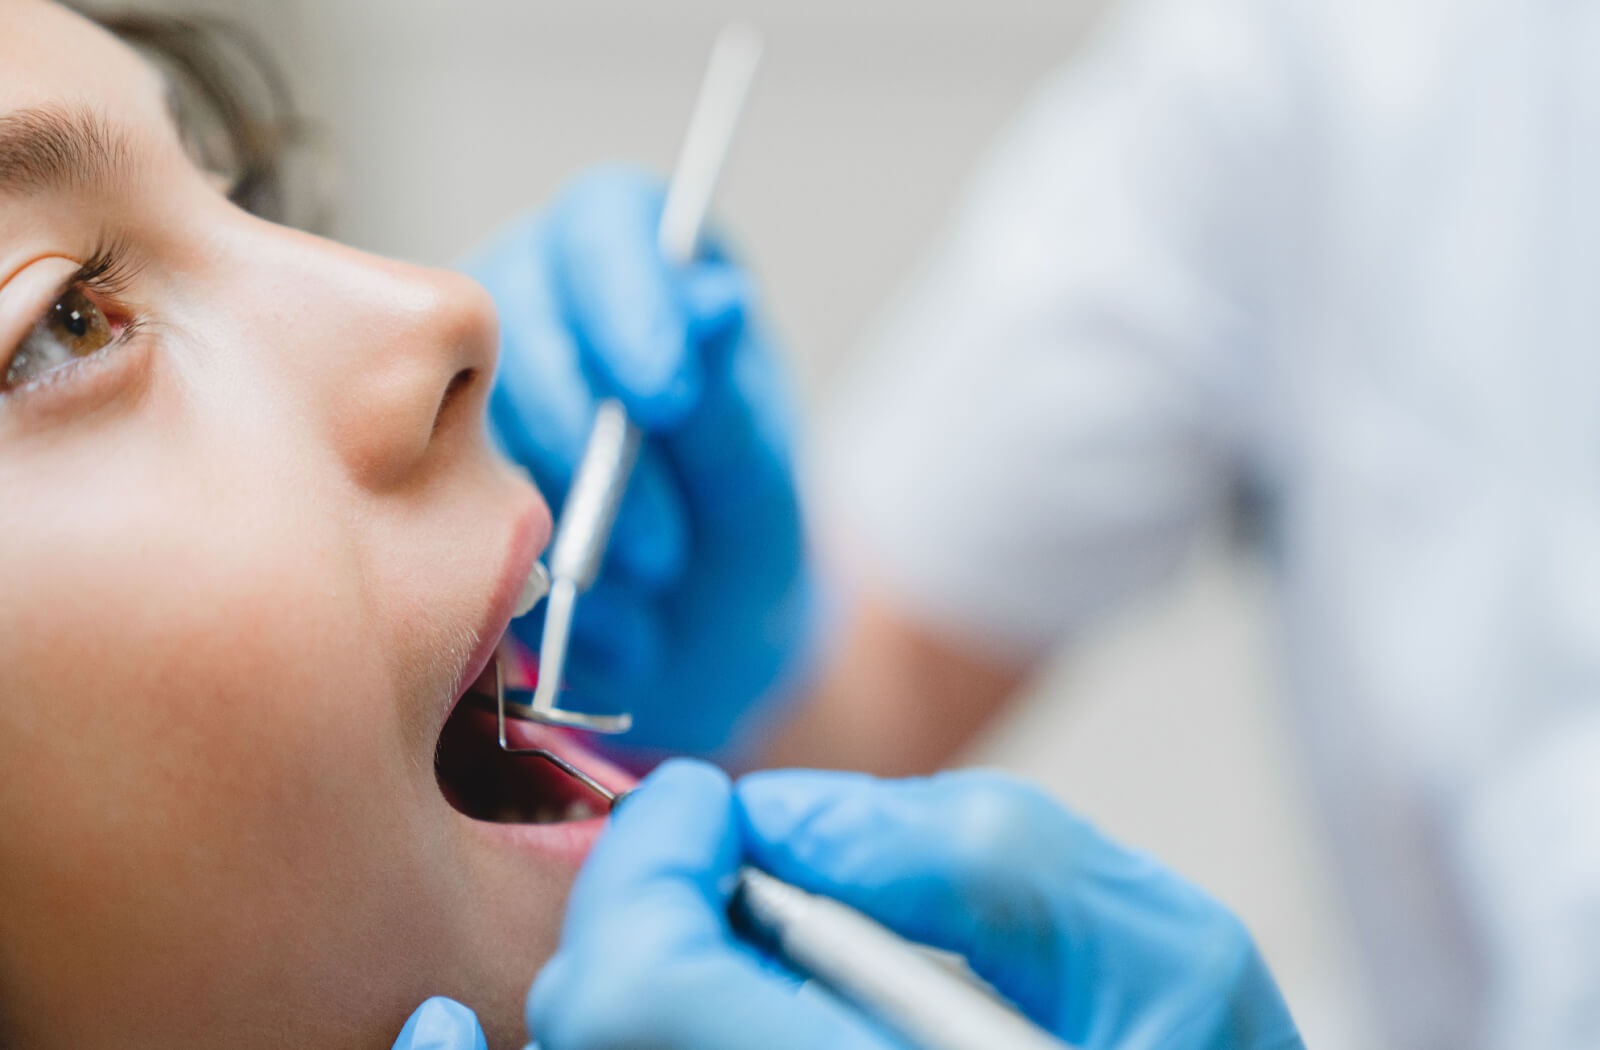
434,660,607,825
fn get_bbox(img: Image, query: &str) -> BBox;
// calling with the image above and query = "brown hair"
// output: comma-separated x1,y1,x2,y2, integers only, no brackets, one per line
86,7,323,229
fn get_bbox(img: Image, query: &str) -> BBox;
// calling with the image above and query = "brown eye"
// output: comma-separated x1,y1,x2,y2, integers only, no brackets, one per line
3,286,118,392
48,286,114,355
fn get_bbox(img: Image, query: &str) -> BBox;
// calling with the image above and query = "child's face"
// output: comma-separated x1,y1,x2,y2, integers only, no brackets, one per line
0,4,633,1047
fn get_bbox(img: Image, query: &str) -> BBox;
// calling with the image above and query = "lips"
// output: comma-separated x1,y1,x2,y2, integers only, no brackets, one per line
439,504,549,741
431,501,635,852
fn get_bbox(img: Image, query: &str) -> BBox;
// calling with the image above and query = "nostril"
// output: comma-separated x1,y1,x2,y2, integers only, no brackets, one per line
433,368,477,433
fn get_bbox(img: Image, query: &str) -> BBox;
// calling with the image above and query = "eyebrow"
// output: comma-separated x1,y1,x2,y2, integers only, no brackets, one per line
0,105,134,198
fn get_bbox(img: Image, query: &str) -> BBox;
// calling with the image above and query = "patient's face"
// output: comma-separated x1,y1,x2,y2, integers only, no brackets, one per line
0,4,632,1047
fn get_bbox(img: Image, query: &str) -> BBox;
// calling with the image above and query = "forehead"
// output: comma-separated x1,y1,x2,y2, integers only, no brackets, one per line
0,1,169,129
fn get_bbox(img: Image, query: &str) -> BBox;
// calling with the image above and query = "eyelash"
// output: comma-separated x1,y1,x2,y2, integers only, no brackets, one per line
1,238,147,404
74,236,143,309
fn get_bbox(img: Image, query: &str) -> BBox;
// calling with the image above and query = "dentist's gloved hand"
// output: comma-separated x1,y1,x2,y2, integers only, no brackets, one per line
459,169,811,759
391,998,487,1050
527,760,1306,1050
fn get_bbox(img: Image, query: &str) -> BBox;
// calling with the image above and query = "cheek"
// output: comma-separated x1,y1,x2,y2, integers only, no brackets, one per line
0,428,472,1043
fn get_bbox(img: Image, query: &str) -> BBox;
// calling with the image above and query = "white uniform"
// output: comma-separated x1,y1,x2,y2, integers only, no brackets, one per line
826,0,1600,1046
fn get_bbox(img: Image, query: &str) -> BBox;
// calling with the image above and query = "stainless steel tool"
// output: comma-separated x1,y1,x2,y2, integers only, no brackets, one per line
514,22,764,737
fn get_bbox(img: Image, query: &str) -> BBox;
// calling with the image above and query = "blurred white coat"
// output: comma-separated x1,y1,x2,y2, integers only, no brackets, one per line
825,0,1600,1046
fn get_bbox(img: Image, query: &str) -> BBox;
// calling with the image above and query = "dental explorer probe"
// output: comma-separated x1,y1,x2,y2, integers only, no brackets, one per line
519,22,765,736
733,868,1077,1050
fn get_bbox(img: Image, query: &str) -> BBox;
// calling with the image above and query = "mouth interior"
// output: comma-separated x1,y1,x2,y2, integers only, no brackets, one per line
434,663,604,825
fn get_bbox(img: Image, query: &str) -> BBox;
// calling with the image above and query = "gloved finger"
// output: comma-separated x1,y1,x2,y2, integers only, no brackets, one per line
737,768,1283,1042
603,443,690,591
564,575,665,689
392,997,488,1050
488,353,586,509
662,314,798,531
527,760,900,1050
680,262,753,337
559,758,740,938
531,937,899,1050
547,169,701,429
564,265,746,589
735,769,1052,1011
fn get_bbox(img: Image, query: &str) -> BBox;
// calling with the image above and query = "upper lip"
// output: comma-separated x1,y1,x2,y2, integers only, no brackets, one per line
439,500,549,736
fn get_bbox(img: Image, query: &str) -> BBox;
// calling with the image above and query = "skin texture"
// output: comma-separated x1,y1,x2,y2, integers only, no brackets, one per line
0,4,572,1047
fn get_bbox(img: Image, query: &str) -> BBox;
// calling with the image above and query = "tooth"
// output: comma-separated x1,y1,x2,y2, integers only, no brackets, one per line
563,800,597,822
514,563,551,618
532,803,561,825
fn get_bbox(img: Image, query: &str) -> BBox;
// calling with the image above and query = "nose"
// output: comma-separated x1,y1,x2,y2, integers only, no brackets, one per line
250,226,501,490
332,270,496,490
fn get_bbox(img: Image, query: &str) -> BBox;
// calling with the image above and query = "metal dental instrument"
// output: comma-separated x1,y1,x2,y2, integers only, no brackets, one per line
733,868,1076,1050
524,402,640,734
516,22,765,738
481,653,621,808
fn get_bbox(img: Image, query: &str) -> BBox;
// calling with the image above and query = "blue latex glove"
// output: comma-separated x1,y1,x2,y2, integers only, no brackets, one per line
391,998,487,1050
459,168,811,759
527,760,1307,1050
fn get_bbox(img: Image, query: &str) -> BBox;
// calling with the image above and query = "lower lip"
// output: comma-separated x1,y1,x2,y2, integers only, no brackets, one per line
453,708,638,868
